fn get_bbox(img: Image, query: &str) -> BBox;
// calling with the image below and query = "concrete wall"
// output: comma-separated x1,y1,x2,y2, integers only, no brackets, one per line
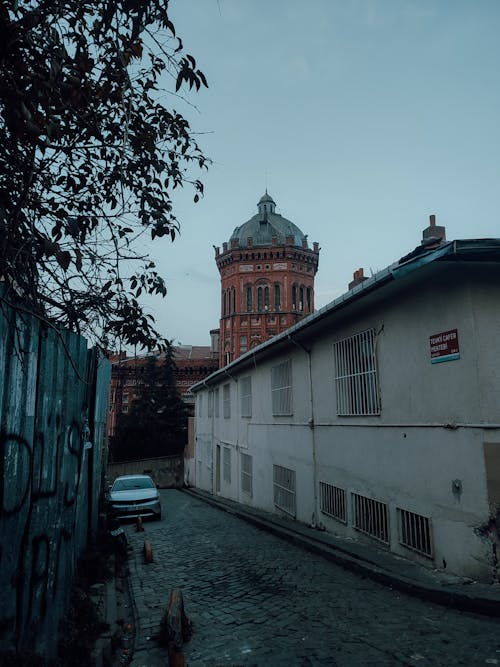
0,301,110,659
108,454,184,488
194,262,500,580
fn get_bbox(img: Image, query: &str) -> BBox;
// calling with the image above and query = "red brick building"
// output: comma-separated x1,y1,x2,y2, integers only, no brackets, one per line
214,192,320,366
107,346,218,438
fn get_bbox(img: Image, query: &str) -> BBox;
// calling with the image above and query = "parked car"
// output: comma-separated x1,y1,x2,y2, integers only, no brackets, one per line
108,474,162,521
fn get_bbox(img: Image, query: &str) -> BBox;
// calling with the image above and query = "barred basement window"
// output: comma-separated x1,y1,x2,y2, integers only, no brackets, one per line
271,359,292,416
223,383,231,419
319,482,346,523
398,508,433,558
240,376,252,417
273,464,296,517
334,329,380,416
223,446,231,484
352,492,389,544
241,453,253,497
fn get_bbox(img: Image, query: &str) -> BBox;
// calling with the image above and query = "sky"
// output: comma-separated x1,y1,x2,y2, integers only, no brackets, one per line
140,0,500,347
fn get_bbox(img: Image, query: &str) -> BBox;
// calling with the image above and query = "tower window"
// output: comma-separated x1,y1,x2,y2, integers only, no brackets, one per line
264,286,270,310
246,285,252,312
274,284,281,311
299,286,304,312
292,284,297,310
307,287,312,312
257,286,263,312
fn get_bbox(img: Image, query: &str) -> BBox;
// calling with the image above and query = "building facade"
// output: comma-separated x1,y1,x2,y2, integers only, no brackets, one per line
192,229,500,581
214,192,320,366
107,345,218,438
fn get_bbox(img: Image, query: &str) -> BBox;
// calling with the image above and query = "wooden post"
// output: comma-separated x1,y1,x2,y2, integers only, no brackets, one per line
164,588,192,666
143,540,153,563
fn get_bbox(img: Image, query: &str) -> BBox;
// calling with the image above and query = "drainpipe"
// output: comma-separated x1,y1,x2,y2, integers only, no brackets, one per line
287,334,320,529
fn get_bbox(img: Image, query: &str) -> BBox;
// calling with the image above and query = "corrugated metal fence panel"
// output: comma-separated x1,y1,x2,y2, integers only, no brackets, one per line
0,301,105,660
88,349,111,537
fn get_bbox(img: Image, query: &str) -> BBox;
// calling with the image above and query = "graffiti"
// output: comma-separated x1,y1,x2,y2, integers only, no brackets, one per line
0,314,108,659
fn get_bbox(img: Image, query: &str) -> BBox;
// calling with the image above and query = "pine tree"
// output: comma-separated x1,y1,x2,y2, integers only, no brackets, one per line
111,350,189,461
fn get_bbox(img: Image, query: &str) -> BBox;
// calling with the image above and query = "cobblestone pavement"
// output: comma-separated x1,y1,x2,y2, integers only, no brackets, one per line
125,490,500,666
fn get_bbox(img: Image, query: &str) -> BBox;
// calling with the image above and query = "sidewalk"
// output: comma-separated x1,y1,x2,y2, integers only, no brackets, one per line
183,487,500,617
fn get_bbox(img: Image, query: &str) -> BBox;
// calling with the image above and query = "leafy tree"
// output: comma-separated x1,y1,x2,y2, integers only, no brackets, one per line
111,350,189,461
0,0,209,350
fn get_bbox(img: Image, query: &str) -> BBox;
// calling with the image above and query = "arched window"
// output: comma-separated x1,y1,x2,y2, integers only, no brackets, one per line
257,286,263,312
299,286,304,311
292,284,297,310
246,285,252,312
231,287,236,313
274,284,281,311
264,286,269,310
306,287,312,312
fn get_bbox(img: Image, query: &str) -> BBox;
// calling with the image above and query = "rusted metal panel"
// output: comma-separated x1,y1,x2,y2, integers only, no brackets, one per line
0,301,109,659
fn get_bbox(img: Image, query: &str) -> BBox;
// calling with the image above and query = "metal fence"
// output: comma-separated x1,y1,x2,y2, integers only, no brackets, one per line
0,300,110,660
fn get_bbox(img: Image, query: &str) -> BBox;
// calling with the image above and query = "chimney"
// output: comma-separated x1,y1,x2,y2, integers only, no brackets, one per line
348,268,368,290
422,214,446,246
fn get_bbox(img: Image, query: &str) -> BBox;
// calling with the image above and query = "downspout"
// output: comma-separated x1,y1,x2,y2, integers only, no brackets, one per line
287,334,320,529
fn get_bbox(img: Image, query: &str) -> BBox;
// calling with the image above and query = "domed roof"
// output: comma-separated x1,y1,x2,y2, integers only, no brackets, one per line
258,192,275,205
229,193,307,249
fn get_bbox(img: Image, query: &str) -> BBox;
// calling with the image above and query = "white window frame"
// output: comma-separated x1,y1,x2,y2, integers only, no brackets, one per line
223,446,231,484
214,387,219,418
271,359,292,416
273,464,296,517
240,376,252,418
240,452,253,497
223,383,231,419
333,329,380,416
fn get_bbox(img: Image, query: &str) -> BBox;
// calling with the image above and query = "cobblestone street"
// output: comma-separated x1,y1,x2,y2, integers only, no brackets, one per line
125,490,500,666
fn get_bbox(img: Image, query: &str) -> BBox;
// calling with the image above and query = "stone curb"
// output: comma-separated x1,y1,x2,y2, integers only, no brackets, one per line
183,488,500,617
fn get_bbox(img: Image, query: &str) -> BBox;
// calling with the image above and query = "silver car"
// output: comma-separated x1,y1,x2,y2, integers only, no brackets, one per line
108,474,162,521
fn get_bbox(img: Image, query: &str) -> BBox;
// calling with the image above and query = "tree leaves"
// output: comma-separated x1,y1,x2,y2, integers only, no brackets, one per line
0,1,210,351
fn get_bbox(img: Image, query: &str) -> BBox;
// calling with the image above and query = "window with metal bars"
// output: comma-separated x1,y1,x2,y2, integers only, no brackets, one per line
273,464,296,517
240,376,252,417
319,482,346,523
223,446,231,484
352,492,389,543
241,453,253,496
214,387,219,418
333,329,380,416
271,359,292,416
398,508,433,557
223,383,231,419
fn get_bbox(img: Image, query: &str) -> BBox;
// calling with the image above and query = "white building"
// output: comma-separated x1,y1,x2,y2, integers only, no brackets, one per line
191,231,500,581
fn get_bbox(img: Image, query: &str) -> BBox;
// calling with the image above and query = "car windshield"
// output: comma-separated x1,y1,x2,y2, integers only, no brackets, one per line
113,477,155,491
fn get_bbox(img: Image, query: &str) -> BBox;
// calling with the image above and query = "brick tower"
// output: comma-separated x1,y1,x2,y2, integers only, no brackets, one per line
214,192,320,366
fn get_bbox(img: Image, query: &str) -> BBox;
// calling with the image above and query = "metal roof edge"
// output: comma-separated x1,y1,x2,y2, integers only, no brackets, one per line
191,237,500,392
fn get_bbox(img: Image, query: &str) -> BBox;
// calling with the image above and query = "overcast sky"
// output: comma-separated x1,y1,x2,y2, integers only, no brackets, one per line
140,0,500,347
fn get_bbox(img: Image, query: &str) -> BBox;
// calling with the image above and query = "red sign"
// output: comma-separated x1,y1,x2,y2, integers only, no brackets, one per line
429,329,460,364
